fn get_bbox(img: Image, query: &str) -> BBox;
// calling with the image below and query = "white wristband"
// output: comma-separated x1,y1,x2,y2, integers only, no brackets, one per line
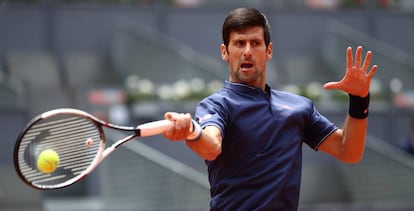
186,119,202,142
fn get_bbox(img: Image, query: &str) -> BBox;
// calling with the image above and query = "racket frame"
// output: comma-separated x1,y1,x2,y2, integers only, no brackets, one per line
13,108,171,190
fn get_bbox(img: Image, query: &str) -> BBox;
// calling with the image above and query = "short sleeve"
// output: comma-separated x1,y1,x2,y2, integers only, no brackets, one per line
304,104,338,150
195,97,228,138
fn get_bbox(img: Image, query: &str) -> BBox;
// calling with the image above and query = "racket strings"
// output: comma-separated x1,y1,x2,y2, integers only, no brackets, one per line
16,114,102,188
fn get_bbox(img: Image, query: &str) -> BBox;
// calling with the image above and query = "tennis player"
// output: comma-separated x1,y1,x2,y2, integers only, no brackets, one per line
163,7,378,210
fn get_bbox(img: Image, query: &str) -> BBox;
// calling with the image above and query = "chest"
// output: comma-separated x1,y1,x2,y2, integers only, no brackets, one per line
223,97,310,157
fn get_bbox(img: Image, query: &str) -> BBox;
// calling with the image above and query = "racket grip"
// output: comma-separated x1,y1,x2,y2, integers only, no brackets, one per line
138,120,172,136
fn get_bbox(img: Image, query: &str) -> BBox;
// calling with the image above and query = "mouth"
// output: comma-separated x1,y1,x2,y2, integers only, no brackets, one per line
240,62,253,70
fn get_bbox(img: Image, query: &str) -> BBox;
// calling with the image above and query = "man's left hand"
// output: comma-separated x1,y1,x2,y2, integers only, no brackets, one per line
323,46,378,97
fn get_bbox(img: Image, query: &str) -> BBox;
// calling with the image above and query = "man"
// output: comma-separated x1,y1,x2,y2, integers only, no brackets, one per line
163,7,378,210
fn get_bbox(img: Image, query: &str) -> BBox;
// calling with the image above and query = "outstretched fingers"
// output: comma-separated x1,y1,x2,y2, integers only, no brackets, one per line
354,46,363,69
324,46,378,95
346,47,353,68
323,81,340,90
361,49,378,80
361,50,372,72
367,64,378,80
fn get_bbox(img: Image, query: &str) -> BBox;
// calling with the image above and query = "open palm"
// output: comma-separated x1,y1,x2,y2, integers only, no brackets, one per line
323,46,378,97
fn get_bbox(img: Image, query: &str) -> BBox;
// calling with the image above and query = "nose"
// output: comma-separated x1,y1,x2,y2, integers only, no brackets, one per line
243,44,252,59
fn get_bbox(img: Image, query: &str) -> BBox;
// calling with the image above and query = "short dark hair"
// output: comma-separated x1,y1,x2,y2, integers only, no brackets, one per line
222,7,272,47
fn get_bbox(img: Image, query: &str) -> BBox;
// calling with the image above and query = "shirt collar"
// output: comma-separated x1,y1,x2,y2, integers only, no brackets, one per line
224,80,271,97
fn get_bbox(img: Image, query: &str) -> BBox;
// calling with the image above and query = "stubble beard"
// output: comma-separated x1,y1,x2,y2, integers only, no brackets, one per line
234,68,262,87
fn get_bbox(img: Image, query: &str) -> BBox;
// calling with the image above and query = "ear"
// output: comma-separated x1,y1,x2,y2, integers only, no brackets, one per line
266,42,273,60
220,44,228,61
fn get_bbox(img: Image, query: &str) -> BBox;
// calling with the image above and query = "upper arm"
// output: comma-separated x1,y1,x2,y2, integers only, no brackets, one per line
318,129,344,158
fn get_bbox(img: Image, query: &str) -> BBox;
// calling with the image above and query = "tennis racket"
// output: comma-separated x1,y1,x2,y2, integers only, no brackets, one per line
13,108,178,190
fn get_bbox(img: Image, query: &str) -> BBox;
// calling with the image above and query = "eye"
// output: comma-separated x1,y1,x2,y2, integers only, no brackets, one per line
252,40,262,46
235,40,245,47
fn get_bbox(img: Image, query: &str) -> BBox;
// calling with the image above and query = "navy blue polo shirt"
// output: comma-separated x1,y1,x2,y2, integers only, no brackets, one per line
195,81,337,210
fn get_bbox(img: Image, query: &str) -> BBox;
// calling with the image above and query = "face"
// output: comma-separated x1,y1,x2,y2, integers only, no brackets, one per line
221,26,272,89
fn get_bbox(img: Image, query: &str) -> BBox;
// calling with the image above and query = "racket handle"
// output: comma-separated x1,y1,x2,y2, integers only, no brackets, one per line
137,120,172,136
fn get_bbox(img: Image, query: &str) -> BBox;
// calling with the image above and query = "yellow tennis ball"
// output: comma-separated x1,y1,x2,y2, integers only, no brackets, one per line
37,149,60,174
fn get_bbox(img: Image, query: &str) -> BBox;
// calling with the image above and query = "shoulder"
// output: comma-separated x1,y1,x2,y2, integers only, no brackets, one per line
199,86,239,107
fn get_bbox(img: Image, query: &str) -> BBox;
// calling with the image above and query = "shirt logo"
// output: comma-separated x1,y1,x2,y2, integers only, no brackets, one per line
280,104,294,110
199,114,212,123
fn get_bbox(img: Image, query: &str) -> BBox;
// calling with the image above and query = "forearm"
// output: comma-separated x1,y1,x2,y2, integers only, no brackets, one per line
340,115,367,162
185,126,222,161
339,93,370,162
320,94,370,163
